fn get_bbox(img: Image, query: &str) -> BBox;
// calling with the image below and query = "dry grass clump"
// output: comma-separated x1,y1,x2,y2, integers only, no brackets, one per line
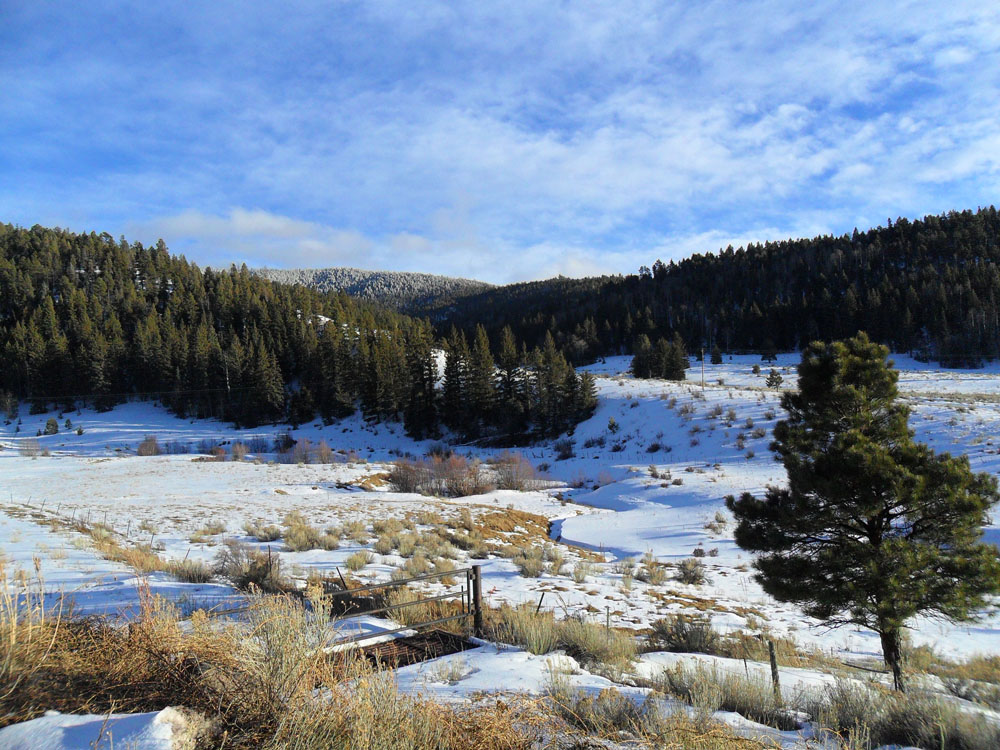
168,558,214,583
637,551,668,585
547,678,778,749
215,540,288,593
1,573,541,749
373,534,395,555
282,511,339,552
384,586,468,633
395,532,418,558
491,604,561,656
571,560,595,584
446,528,490,558
491,605,636,672
243,519,283,542
907,647,1000,708
191,520,227,543
372,517,407,536
546,546,567,576
807,678,1000,750
345,550,373,572
513,547,545,578
655,663,800,731
558,617,637,673
401,551,432,577
649,614,720,655
342,519,369,544
613,557,635,576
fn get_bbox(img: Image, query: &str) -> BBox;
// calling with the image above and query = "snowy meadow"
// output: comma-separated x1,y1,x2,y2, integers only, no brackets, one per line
2,354,999,749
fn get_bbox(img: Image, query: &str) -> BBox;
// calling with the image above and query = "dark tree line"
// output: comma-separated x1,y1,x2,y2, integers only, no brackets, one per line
630,333,689,380
0,224,594,440
431,207,1000,368
435,326,597,443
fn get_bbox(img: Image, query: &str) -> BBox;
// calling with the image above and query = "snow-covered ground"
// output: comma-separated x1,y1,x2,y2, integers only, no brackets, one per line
2,353,999,747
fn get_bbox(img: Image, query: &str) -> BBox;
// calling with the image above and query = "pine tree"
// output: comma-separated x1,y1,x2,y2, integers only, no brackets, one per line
249,343,286,425
727,333,1000,691
575,371,598,422
710,345,723,364
668,333,689,379
631,335,652,378
442,327,470,435
496,325,527,435
403,321,439,439
765,368,783,387
466,325,496,437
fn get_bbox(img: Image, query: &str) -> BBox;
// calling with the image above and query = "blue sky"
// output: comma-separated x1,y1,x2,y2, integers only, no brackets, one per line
2,1,999,283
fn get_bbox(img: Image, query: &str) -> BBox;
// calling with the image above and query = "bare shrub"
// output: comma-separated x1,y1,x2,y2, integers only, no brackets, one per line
215,540,287,592
649,614,720,654
571,560,594,583
492,452,536,490
389,460,424,493
18,438,41,458
676,557,708,585
513,548,545,578
137,435,162,456
554,438,575,460
637,551,667,585
389,455,494,497
231,442,249,461
247,435,271,454
293,437,312,464
315,440,333,464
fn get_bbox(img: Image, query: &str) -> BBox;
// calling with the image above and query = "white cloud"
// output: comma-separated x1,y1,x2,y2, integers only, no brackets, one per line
6,1,1000,279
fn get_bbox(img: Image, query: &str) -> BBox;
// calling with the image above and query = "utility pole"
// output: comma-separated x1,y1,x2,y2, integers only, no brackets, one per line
701,348,705,389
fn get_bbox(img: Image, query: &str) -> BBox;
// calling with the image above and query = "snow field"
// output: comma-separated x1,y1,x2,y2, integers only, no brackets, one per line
1,352,999,748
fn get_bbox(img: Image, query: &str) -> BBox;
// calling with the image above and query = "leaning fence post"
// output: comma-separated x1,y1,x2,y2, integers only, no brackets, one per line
768,640,782,705
472,564,483,637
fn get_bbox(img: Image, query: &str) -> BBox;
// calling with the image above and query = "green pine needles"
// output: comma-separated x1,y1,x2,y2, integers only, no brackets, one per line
727,332,1000,692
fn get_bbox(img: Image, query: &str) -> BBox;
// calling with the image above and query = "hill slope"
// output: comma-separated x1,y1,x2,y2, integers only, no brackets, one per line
254,266,493,310
435,207,1000,368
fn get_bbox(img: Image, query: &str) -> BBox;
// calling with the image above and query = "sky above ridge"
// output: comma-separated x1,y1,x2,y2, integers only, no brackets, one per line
2,1,999,283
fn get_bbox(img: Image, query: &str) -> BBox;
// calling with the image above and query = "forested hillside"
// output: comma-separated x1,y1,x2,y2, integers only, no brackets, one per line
254,266,493,311
0,225,594,438
436,207,1000,368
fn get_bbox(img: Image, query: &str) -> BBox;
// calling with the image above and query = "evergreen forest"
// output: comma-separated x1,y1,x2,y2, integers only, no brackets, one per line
431,207,1000,369
0,224,595,439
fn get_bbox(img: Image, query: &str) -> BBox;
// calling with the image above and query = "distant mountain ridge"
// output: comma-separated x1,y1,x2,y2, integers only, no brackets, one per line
254,266,494,310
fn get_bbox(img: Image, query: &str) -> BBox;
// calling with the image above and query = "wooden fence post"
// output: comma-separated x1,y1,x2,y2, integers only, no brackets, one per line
768,640,782,705
472,564,483,637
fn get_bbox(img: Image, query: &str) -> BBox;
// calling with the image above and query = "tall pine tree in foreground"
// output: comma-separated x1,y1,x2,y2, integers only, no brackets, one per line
727,333,1000,691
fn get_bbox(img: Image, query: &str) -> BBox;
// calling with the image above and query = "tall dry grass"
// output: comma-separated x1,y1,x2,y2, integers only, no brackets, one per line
0,573,545,749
